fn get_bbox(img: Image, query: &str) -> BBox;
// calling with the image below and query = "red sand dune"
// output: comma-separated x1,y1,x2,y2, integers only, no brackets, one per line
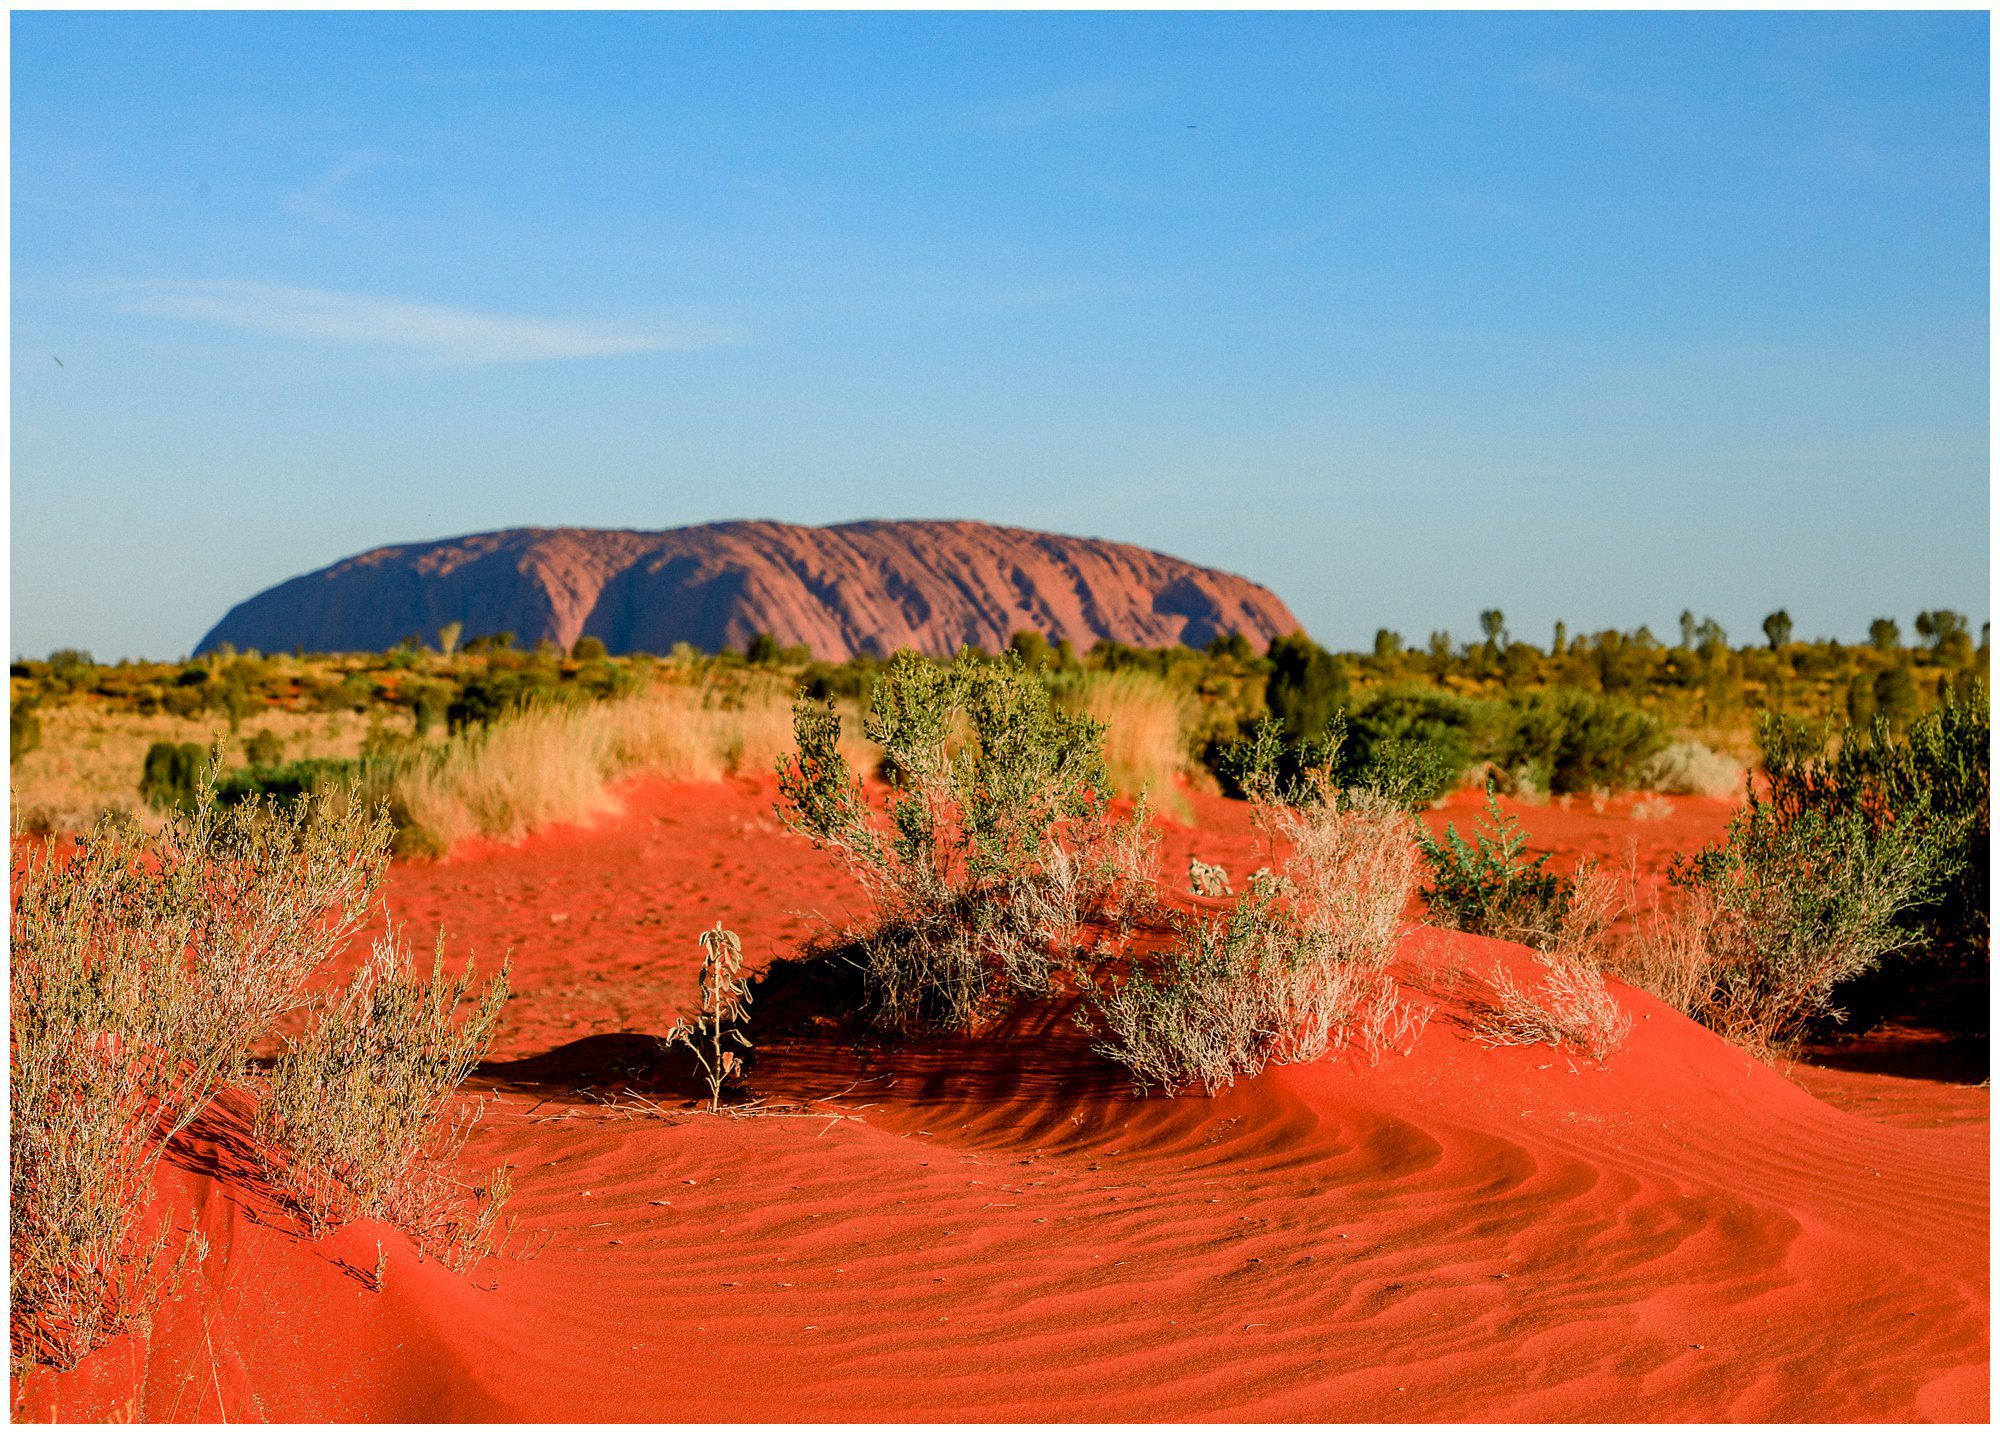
14,781,1988,1422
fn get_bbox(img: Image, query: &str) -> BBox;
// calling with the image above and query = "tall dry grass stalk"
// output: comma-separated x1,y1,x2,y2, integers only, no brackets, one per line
257,923,510,1265
10,780,391,1370
390,683,845,849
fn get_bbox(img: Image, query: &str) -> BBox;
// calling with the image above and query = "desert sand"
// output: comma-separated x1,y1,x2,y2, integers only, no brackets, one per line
13,780,1987,1422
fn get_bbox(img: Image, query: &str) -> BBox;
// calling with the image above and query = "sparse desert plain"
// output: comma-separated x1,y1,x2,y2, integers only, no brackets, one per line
12,773,1986,1422
13,11,1993,1426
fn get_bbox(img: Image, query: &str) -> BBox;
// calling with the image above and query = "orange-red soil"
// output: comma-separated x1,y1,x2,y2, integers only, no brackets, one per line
15,781,1988,1422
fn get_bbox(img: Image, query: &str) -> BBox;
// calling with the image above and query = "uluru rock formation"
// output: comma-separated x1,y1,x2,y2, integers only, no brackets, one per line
195,520,1302,660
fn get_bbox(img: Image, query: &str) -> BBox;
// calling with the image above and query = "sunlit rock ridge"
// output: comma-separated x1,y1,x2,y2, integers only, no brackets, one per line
196,520,1303,660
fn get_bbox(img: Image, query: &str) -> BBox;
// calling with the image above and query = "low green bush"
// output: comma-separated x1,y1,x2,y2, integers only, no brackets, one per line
243,729,285,768
1415,787,1573,946
213,757,389,809
1345,686,1492,796
1497,689,1665,793
139,742,215,813
11,701,41,762
1652,782,1964,1056
1756,686,1987,958
777,650,1150,1035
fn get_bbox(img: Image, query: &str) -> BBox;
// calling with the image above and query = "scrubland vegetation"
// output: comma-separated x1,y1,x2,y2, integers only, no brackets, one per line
776,651,1155,1035
10,779,508,1372
9,613,1987,1378
1625,693,1986,1057
10,607,1986,848
1088,719,1431,1093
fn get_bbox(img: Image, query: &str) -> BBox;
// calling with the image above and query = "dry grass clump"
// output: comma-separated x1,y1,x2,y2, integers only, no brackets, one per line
1089,728,1430,1095
1056,670,1194,807
1638,740,1745,799
10,704,380,834
392,682,824,850
256,924,510,1264
1471,955,1633,1062
1456,855,1635,1063
10,779,391,1371
1621,888,1733,1031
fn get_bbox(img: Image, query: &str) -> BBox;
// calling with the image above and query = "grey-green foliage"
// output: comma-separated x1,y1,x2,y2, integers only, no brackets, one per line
1663,746,1967,1054
1222,711,1454,814
1497,689,1665,794
1087,889,1288,1095
776,650,1131,1034
258,923,509,1254
11,699,41,762
1091,713,1427,1095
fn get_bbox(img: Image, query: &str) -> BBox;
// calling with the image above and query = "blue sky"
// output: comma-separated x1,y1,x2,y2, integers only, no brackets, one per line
11,10,1989,659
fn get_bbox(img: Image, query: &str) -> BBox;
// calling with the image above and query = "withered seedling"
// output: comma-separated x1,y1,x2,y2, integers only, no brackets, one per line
668,923,753,1112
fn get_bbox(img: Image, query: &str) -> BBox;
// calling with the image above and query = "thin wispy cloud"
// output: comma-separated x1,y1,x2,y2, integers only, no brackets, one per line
971,83,1136,133
127,281,736,365
284,152,384,227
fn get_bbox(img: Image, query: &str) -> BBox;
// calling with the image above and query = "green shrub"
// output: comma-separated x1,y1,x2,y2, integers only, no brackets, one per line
139,742,215,813
1345,686,1490,793
446,670,562,732
1090,721,1427,1094
243,729,285,767
214,756,391,810
403,678,452,736
1265,633,1348,742
1649,785,1963,1056
1756,689,1987,958
1416,787,1573,945
46,649,96,693
776,650,1147,1035
1086,890,1290,1095
11,700,41,762
1221,713,1451,814
1497,690,1665,793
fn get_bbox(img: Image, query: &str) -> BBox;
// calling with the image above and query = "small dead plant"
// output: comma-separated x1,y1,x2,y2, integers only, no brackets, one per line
667,923,754,1111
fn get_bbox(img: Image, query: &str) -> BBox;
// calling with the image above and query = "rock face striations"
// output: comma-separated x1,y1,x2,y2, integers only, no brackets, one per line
195,520,1302,660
